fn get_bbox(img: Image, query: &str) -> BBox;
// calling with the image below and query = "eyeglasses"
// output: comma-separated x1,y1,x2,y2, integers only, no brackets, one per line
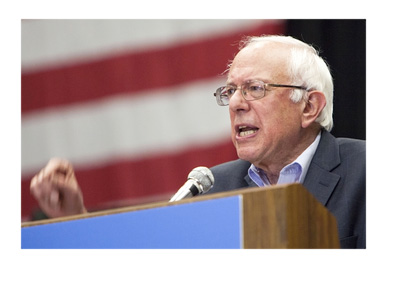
214,80,308,106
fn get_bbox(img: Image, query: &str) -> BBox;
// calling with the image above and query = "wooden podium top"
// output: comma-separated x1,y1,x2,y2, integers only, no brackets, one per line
22,183,340,249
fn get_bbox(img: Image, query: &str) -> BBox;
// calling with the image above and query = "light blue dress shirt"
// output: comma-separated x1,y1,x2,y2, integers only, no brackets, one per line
248,132,321,186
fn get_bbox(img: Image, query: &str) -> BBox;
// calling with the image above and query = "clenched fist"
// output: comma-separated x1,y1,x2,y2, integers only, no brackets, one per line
30,158,87,218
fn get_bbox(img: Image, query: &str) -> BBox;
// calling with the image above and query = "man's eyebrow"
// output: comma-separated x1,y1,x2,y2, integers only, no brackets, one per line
226,78,266,86
226,79,239,86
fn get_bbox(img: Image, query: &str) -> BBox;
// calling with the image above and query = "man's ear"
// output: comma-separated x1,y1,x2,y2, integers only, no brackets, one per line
301,91,326,128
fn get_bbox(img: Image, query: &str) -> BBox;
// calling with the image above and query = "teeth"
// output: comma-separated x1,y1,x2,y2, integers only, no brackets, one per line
239,130,257,137
238,126,257,137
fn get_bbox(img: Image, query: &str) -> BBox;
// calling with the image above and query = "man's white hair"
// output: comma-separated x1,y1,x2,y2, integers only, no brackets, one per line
237,35,334,131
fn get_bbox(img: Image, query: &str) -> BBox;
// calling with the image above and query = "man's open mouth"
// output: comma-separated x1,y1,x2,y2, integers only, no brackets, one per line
237,125,259,137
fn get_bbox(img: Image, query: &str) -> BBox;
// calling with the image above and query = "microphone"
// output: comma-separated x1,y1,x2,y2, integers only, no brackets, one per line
169,167,214,202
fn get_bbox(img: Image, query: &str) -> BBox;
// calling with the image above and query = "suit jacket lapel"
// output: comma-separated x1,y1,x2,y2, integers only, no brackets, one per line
240,130,341,206
303,130,341,206
244,174,258,188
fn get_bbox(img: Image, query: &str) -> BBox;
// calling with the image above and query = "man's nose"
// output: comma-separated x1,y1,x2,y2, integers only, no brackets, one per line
229,89,249,112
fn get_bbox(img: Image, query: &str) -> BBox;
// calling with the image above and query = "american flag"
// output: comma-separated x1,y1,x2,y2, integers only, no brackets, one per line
21,19,286,220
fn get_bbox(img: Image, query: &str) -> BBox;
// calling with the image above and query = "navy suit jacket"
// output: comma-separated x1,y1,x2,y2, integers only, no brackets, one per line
206,130,366,249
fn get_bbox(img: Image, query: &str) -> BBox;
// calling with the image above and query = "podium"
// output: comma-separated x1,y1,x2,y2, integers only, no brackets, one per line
21,183,340,249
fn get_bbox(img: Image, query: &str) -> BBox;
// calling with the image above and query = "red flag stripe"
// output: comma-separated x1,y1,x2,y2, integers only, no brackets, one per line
21,139,237,219
21,20,288,221
21,21,285,114
21,78,232,176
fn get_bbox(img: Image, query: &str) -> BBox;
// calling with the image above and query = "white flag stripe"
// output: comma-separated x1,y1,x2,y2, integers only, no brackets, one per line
21,19,272,72
21,78,230,176
21,19,286,219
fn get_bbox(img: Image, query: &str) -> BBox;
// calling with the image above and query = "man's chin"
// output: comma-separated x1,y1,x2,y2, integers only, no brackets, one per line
236,149,258,164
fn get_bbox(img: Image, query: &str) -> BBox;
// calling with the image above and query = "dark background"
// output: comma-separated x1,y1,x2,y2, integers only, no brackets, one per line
286,19,366,140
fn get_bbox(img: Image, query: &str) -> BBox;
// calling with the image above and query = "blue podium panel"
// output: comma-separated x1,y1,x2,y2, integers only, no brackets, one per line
22,196,243,249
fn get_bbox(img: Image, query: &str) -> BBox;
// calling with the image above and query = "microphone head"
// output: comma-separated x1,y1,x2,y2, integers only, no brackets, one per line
187,166,214,194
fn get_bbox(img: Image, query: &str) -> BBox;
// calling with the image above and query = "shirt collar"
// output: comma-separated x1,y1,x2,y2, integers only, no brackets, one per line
248,131,321,186
296,131,321,183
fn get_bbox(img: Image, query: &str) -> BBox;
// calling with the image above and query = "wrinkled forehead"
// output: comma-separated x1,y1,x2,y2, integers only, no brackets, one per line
227,42,291,84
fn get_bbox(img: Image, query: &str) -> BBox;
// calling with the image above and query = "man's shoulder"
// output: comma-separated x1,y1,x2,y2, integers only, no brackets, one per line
336,136,365,155
210,159,251,175
207,159,251,194
319,130,365,161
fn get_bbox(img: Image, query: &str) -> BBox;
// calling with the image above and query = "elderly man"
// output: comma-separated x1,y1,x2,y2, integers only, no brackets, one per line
208,35,365,249
30,35,366,249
